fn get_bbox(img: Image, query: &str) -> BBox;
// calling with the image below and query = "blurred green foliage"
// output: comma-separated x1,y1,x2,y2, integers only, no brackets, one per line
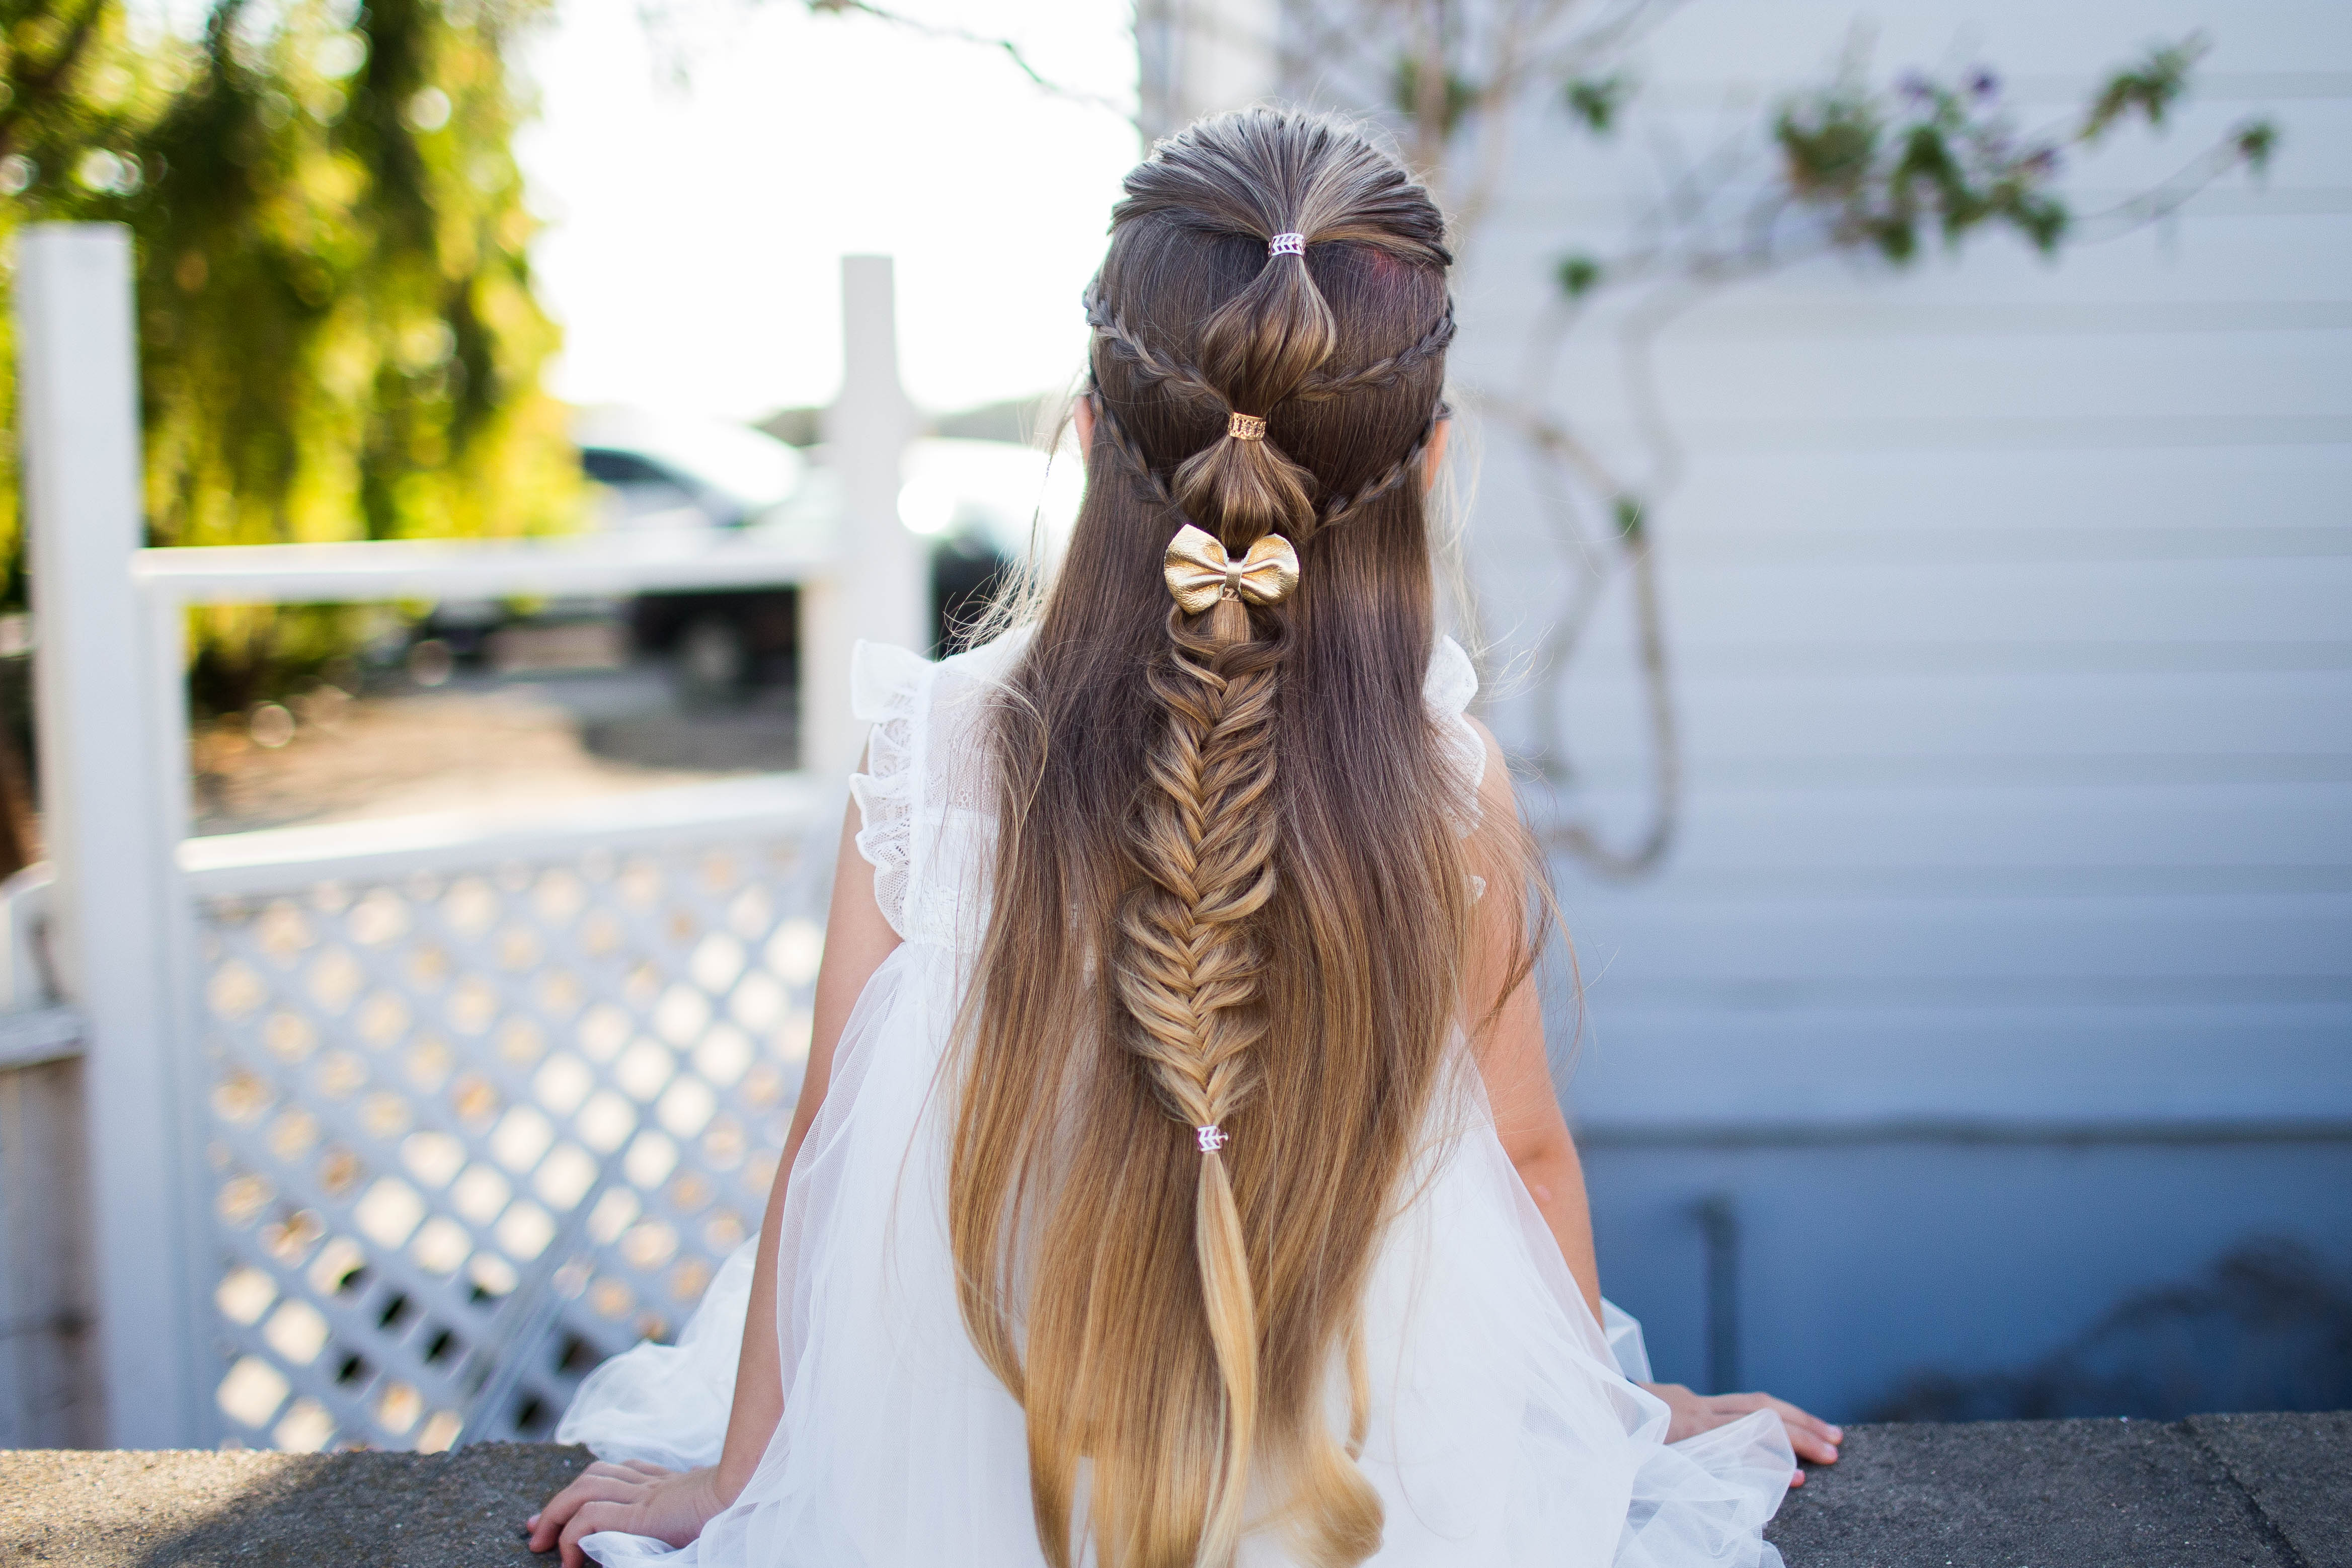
1534,35,2276,566
1389,53,1477,141
1539,35,2275,286
1560,73,1627,136
1765,39,2266,269
1,0,578,708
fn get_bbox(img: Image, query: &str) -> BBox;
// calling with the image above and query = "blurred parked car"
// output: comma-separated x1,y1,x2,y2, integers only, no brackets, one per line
415,409,1076,703
573,408,813,701
583,409,1070,704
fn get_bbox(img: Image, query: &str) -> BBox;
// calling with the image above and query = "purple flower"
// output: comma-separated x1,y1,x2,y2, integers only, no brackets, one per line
1897,71,1934,103
1968,67,1999,100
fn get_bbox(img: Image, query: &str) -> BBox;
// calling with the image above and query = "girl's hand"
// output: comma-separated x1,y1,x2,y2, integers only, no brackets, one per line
1637,1382,1844,1486
525,1459,726,1566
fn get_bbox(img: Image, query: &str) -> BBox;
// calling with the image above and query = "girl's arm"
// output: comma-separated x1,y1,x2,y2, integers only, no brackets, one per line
1463,721,1603,1322
528,795,902,1564
1462,721,1841,1477
712,796,902,1500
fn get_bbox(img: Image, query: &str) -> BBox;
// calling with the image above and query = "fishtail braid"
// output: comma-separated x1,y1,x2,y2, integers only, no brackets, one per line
1113,602,1285,1563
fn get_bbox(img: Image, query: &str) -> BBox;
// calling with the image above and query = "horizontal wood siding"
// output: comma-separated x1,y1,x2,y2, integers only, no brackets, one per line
1434,4,2352,1159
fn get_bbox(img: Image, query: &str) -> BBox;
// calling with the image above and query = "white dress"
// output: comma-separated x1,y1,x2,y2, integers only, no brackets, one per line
560,630,1794,1567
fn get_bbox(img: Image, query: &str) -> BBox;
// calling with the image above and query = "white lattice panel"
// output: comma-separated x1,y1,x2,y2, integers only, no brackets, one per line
189,785,834,1451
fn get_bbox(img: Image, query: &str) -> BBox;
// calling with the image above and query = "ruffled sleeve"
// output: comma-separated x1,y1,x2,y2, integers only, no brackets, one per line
1423,635,1486,836
848,641,934,938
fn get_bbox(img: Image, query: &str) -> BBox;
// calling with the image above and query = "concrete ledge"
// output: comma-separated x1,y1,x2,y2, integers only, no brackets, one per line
1767,1413,2348,1566
0,1443,581,1566
0,1415,2343,1566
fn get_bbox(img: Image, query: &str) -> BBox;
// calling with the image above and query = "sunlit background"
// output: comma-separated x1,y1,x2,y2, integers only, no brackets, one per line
518,0,1138,418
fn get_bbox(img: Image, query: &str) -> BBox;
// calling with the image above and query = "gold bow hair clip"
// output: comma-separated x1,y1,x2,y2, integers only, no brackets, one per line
1163,523,1301,615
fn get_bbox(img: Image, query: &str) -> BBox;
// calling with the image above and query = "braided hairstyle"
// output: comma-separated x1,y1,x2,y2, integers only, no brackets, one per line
950,109,1496,1568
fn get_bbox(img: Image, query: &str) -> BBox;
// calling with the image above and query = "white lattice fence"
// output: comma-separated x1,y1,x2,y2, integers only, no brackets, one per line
185,779,835,1451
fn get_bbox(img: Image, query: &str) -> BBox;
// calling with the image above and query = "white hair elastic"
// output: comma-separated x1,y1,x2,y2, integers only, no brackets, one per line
1269,232,1305,257
1196,1125,1229,1154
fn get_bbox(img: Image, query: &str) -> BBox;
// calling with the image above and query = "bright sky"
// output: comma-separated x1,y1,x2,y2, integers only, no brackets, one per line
513,0,1142,422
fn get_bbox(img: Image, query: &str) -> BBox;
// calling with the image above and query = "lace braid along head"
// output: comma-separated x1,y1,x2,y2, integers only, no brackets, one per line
955,108,1487,1568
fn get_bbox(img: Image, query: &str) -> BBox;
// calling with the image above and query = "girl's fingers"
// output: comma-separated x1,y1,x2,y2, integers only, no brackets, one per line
1705,1391,1845,1465
1789,1431,1841,1464
1772,1395,1842,1440
530,1473,642,1550
1760,1395,1843,1462
560,1499,633,1568
528,1493,574,1551
582,1460,648,1481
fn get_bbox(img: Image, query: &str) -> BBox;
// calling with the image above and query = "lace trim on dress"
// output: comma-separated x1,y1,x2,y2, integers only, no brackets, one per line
1424,635,1486,836
848,641,934,939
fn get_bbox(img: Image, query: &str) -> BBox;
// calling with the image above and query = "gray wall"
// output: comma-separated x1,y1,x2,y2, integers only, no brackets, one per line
1418,0,2350,1414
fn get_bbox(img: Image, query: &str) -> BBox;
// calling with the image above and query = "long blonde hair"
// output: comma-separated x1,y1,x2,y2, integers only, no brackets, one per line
948,109,1536,1567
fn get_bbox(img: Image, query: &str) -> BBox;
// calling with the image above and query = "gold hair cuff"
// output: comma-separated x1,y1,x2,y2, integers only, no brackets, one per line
1227,412,1267,441
1164,523,1300,614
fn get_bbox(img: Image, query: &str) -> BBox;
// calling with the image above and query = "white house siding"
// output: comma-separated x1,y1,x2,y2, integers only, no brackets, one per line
1264,0,2352,1412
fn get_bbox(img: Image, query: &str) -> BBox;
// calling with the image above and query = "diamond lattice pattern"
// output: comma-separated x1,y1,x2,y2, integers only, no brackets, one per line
199,829,829,1452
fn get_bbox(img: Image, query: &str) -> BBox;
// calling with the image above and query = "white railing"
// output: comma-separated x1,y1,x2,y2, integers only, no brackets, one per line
9,223,926,1448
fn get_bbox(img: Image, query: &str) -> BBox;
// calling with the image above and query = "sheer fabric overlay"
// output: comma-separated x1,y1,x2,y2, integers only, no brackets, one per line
560,629,1791,1567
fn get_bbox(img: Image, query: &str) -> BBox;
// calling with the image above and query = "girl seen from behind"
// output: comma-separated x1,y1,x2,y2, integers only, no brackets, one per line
528,107,1840,1568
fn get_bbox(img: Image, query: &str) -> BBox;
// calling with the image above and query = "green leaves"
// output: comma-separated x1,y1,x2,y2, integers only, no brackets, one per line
1769,40,2268,268
1390,54,1477,140
1611,495,1644,541
2236,120,2278,173
2083,37,2201,142
1554,254,1601,299
2,0,577,698
1775,90,1878,201
1563,73,1629,135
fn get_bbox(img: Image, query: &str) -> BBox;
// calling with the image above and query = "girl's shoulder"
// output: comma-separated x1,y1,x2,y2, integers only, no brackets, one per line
850,625,1034,723
1423,631,1478,721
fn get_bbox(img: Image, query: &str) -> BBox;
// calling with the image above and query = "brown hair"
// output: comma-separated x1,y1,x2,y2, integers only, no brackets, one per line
947,108,1532,1568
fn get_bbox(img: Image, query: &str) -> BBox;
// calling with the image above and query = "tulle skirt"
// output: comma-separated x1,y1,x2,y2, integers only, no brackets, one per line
559,942,1793,1566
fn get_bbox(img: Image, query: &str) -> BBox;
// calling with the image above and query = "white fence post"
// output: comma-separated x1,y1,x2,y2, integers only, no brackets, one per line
802,254,923,778
17,223,207,1445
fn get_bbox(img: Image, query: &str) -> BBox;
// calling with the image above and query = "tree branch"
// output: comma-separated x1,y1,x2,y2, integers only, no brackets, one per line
806,0,1138,125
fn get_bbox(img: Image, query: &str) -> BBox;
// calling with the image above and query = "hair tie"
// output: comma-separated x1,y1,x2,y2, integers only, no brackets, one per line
1227,412,1267,441
1268,232,1305,257
1196,1124,1228,1154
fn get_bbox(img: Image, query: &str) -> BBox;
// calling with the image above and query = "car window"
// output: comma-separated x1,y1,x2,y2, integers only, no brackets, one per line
581,448,678,487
